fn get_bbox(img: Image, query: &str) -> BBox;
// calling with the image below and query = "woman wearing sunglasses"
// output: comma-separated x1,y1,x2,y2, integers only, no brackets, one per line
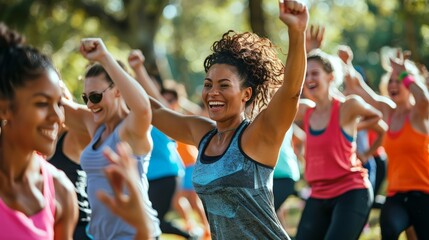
63,38,161,239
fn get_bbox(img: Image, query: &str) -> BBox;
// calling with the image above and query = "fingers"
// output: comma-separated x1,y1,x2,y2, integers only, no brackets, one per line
104,166,127,202
102,141,141,198
103,146,120,165
81,38,100,52
282,0,305,14
97,190,118,213
337,45,353,64
116,141,134,168
316,26,325,43
128,49,145,67
308,25,325,42
403,50,412,60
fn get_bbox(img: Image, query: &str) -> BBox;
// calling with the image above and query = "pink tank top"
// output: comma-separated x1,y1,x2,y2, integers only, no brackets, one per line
304,99,370,199
0,154,56,240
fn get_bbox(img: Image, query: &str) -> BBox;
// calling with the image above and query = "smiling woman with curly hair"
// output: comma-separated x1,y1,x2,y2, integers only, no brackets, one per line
145,1,308,239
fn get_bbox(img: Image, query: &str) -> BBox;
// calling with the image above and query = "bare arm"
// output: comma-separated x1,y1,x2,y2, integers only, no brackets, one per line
51,168,78,240
409,77,429,118
80,39,152,154
60,80,97,137
245,1,308,167
63,99,98,137
149,97,214,146
305,25,324,54
342,95,387,163
389,51,429,120
128,50,169,106
339,45,396,114
254,1,308,143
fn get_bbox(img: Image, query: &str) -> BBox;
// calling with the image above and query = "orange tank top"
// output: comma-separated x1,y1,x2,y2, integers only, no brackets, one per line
383,118,429,195
177,141,198,167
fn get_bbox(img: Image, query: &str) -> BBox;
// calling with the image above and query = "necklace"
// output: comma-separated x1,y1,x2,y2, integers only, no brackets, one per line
216,127,237,142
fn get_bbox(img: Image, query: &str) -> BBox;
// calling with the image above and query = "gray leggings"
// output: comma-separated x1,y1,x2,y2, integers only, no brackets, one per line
295,188,373,240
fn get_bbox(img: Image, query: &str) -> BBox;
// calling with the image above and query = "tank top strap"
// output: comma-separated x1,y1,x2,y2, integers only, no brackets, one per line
304,105,315,132
304,99,340,132
328,99,341,129
55,131,67,153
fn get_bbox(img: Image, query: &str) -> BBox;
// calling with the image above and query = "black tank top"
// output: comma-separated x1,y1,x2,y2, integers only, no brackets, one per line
49,132,91,225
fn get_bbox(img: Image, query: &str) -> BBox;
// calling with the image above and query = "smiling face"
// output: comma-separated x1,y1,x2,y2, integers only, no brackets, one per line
202,64,251,122
83,73,116,124
387,74,410,105
303,59,334,101
2,68,64,156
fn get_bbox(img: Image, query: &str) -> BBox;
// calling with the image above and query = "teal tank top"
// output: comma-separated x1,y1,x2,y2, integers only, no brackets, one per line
192,120,290,240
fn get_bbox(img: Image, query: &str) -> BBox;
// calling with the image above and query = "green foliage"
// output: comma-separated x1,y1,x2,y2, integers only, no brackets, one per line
1,0,428,100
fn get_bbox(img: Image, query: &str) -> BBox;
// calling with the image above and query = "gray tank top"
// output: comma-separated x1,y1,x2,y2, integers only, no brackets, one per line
81,123,161,239
192,120,290,240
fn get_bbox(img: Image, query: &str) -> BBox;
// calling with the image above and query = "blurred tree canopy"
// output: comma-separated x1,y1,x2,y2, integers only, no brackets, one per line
0,0,428,102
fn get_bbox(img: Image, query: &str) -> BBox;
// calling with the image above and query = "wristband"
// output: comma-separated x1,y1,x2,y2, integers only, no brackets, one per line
398,71,408,81
402,75,415,89
398,71,415,89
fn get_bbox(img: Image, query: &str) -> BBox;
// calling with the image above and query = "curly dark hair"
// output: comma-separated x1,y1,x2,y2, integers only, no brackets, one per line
0,22,55,100
204,30,284,119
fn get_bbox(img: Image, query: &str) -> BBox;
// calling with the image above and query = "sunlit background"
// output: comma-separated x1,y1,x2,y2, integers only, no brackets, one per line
1,0,428,104
1,1,428,239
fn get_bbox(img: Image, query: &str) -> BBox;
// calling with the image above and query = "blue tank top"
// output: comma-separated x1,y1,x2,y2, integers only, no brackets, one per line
147,127,184,180
80,123,161,239
192,120,290,240
273,127,300,180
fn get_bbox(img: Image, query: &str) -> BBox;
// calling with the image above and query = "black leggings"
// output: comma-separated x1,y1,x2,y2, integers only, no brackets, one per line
148,176,191,239
380,191,429,240
296,188,372,240
373,154,387,196
273,177,296,211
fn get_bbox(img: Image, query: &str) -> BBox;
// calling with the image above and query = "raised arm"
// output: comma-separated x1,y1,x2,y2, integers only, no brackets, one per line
306,24,324,54
127,49,214,146
80,38,152,154
58,79,98,138
128,50,169,106
256,1,308,143
338,45,396,115
244,1,308,167
389,55,429,119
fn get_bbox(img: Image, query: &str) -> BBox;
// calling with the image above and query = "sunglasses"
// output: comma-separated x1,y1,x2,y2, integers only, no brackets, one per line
82,84,114,104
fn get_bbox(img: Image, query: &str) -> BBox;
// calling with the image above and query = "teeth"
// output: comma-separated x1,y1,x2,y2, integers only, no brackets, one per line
92,108,102,113
41,127,58,140
307,82,316,89
208,101,224,107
